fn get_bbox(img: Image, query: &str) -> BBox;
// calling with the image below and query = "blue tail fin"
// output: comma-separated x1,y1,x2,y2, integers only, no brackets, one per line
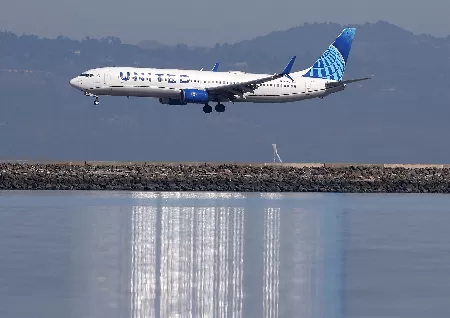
302,28,356,81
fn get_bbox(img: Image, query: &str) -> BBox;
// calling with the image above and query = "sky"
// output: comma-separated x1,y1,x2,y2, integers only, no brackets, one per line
1,0,449,46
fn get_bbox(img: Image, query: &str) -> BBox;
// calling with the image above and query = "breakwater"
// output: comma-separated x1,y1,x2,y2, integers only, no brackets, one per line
1,161,450,193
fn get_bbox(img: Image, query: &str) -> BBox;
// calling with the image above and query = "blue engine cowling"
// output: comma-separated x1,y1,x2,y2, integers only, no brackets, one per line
180,89,209,104
159,98,187,105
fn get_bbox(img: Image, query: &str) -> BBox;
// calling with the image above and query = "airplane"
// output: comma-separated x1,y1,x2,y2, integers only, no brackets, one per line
69,28,370,113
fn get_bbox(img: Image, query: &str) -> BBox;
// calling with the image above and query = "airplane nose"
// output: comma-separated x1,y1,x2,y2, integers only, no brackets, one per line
69,78,77,87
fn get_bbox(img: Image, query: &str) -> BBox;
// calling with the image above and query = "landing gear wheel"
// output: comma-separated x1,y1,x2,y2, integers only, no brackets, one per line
94,98,99,106
203,104,212,113
215,103,225,112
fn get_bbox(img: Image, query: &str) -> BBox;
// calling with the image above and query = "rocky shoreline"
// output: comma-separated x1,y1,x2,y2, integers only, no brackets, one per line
1,162,450,193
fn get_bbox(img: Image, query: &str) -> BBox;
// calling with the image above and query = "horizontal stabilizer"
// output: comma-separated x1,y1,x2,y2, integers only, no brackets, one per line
340,77,372,85
325,76,371,88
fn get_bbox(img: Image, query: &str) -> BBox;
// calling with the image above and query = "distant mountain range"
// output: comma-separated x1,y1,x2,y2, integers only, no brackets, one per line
1,21,450,164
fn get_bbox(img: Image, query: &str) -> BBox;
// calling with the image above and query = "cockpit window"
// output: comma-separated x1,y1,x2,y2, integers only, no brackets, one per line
79,73,94,77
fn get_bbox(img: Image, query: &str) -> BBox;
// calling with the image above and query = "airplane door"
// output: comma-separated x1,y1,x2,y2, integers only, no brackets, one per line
103,68,111,85
306,80,311,92
94,73,102,85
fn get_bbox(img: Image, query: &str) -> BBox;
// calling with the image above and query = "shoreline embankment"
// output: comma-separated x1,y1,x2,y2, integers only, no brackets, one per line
1,161,450,193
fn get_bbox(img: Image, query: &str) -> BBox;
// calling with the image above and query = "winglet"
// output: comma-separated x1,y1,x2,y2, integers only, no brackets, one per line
281,56,296,81
282,56,296,75
211,62,220,72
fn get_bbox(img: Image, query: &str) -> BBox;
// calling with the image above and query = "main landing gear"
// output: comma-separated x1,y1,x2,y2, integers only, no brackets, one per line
94,97,100,105
203,103,225,113
203,104,212,113
215,103,225,113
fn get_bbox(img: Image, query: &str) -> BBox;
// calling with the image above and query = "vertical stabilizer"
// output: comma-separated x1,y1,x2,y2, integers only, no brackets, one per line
302,28,356,81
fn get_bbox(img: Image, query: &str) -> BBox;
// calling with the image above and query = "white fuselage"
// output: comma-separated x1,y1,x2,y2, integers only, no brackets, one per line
70,66,345,104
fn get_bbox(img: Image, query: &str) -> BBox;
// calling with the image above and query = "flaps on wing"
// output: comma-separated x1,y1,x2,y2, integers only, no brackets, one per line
206,56,297,97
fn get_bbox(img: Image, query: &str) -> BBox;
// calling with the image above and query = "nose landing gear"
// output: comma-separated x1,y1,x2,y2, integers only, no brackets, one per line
84,91,100,105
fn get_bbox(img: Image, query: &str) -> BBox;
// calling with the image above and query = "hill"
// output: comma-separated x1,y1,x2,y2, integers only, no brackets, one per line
0,21,449,163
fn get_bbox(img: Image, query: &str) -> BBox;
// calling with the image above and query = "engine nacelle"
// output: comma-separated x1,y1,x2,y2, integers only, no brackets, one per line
159,98,187,105
180,89,209,104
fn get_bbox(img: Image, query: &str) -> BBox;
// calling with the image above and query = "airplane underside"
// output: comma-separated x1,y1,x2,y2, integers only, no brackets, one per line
82,84,345,112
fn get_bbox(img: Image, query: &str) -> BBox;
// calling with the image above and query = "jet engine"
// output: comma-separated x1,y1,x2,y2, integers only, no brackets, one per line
180,89,209,104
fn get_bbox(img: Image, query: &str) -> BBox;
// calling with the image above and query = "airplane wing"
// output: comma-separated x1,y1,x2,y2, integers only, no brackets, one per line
204,56,296,100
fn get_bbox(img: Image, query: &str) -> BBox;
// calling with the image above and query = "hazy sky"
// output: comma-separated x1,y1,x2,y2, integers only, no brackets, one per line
1,0,448,46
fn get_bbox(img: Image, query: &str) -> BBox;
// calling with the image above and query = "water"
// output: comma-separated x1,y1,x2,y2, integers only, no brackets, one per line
0,191,449,318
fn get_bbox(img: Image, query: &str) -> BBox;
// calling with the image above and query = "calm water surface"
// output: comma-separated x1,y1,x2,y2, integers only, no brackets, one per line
0,191,449,318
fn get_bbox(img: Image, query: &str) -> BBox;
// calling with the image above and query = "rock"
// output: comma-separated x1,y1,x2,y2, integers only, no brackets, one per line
0,162,450,193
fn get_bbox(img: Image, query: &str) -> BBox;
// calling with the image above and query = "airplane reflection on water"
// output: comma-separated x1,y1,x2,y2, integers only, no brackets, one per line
72,192,345,318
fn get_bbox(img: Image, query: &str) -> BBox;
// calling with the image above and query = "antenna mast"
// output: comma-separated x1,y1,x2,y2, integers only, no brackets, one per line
272,144,283,163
